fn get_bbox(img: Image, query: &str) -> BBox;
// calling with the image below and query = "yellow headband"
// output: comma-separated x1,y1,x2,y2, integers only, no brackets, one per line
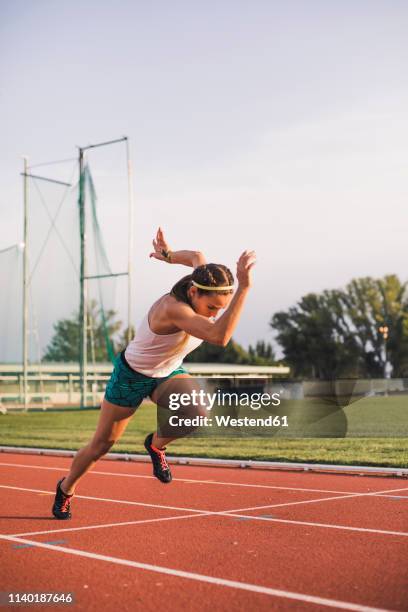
192,280,234,291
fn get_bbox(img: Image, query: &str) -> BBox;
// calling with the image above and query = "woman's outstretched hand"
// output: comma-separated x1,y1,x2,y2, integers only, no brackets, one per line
150,227,171,262
236,250,257,288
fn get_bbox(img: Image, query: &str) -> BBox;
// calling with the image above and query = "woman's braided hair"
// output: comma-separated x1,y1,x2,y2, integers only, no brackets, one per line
170,264,234,304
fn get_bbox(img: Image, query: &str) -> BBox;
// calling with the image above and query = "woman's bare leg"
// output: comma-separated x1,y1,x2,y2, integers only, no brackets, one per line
150,374,206,448
61,399,135,495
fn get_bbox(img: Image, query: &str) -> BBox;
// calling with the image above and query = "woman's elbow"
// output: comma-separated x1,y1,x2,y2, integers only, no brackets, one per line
193,251,206,267
208,333,229,347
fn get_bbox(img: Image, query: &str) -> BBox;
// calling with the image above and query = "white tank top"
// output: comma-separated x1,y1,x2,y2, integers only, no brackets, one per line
124,313,203,377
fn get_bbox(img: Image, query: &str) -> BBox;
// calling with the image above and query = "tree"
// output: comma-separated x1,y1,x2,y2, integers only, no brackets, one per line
342,275,408,377
43,300,123,362
184,338,276,365
115,325,136,354
42,317,80,363
271,275,408,379
271,290,360,379
248,340,276,365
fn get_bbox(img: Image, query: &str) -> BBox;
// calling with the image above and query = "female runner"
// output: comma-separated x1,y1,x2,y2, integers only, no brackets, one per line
52,228,256,519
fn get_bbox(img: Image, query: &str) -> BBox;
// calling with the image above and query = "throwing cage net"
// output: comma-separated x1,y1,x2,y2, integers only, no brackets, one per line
0,139,133,410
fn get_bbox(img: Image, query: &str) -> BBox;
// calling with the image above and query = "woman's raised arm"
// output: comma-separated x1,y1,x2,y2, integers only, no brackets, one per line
150,227,206,268
168,250,256,346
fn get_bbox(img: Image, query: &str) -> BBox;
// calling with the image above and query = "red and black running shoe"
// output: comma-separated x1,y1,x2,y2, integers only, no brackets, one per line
52,477,73,520
144,433,173,483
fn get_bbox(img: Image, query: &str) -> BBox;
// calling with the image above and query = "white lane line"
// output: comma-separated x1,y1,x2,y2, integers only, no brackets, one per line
0,483,384,517
11,512,408,540
2,483,407,517
223,486,408,514
2,484,407,539
0,484,207,515
0,461,400,497
12,512,212,537
223,514,408,538
0,534,392,611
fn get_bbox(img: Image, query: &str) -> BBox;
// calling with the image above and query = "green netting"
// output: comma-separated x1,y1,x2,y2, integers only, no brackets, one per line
22,162,127,367
83,163,120,363
80,142,131,365
0,146,130,409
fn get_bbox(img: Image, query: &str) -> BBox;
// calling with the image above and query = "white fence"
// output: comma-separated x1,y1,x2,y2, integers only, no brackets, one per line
0,362,291,410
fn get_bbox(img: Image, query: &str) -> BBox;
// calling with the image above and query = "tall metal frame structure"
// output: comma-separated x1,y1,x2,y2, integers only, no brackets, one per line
78,136,134,408
20,137,134,410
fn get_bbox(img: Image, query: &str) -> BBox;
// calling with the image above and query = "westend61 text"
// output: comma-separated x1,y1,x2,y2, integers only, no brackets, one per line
168,415,289,428
168,390,281,411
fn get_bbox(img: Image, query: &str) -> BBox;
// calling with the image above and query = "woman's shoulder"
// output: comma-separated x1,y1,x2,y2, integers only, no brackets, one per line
149,292,189,318
151,293,178,312
162,293,191,315
154,293,191,322
147,293,191,335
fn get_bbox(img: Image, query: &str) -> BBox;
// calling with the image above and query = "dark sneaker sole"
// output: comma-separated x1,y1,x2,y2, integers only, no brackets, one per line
144,434,173,484
52,508,72,520
52,478,73,520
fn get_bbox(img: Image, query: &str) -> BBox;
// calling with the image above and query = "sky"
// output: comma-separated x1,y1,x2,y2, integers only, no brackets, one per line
1,0,407,356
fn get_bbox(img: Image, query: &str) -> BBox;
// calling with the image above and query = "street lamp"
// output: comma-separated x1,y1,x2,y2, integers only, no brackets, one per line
378,325,389,379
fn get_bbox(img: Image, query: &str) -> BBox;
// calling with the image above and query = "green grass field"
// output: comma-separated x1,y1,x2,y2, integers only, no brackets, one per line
0,395,407,467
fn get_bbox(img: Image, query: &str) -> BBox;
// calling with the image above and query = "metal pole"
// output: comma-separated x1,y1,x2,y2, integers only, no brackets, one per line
126,137,134,343
379,324,389,396
384,338,387,379
81,136,127,151
77,135,130,378
384,336,388,396
379,325,389,378
23,158,29,411
20,173,72,187
78,149,87,408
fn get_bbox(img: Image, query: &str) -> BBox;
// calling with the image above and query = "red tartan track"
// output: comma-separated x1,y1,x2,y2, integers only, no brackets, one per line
0,451,407,611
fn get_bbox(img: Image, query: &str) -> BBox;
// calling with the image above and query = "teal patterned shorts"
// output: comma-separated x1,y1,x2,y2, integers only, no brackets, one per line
104,351,188,409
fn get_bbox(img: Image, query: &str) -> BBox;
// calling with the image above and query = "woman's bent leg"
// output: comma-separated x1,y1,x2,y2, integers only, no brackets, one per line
61,398,135,495
150,374,203,448
144,374,207,484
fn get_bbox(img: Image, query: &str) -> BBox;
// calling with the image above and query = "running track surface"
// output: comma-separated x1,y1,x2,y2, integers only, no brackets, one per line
0,452,407,611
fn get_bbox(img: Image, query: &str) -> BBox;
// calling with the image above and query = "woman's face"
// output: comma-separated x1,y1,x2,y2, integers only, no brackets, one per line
188,287,232,318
